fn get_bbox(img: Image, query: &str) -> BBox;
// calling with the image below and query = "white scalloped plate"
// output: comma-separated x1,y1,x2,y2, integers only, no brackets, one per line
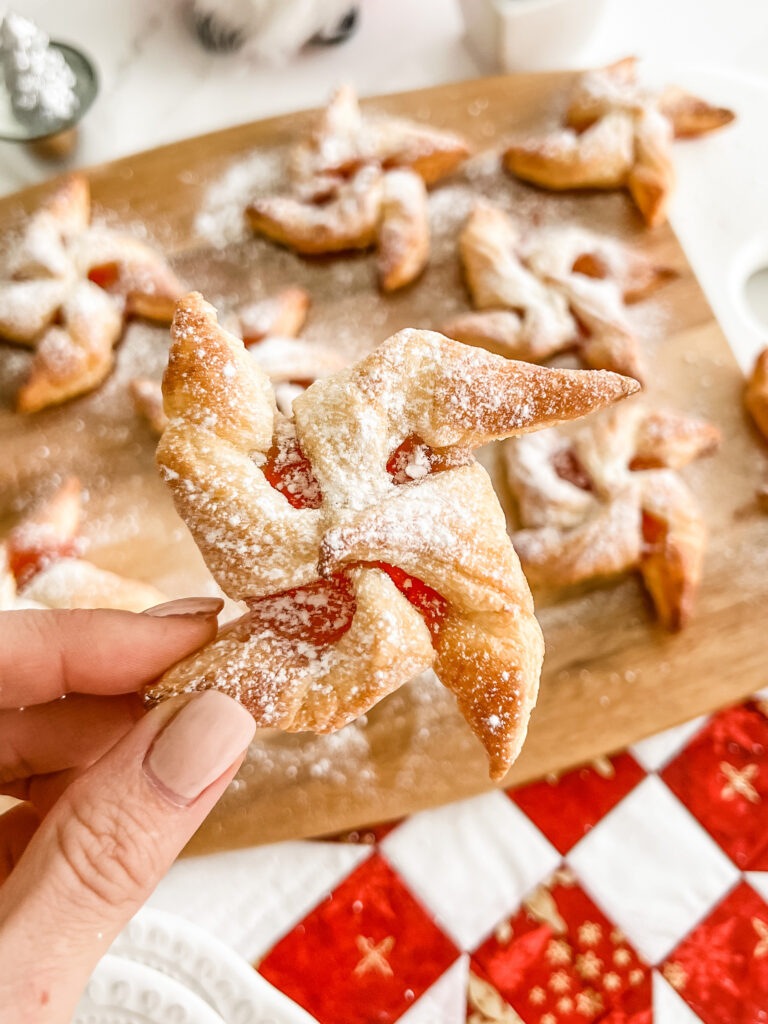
73,955,226,1024
106,907,317,1024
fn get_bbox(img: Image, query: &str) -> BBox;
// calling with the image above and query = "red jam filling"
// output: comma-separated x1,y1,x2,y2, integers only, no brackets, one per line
641,510,667,551
552,448,593,491
259,430,450,637
571,253,607,280
88,262,120,290
262,434,322,510
386,435,459,485
245,574,356,647
6,537,77,587
371,562,448,638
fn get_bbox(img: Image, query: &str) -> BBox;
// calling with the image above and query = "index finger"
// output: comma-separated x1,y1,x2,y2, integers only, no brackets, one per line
0,602,222,708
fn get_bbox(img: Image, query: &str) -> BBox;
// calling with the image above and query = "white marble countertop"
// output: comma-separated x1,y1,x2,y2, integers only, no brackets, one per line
0,0,766,197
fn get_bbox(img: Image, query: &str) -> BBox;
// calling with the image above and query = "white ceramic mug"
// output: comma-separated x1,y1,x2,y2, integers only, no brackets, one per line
459,0,608,73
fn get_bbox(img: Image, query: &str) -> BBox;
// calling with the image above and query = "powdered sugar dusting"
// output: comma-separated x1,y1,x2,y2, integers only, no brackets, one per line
195,148,285,248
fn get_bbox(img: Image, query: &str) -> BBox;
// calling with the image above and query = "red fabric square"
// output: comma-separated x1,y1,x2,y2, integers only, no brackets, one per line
471,868,651,1023
663,881,768,1024
661,702,768,869
259,852,458,1023
508,754,646,854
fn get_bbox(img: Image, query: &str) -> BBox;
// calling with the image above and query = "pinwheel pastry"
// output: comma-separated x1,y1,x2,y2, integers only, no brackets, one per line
131,285,346,431
0,173,184,413
1,477,166,612
444,203,673,381
503,57,735,227
504,403,721,630
745,348,768,442
745,348,768,508
246,85,470,291
144,292,638,779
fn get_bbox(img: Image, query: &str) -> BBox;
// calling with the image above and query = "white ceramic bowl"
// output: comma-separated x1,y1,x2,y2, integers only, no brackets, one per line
73,907,316,1024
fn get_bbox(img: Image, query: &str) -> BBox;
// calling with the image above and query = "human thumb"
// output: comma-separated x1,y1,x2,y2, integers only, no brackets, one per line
0,690,255,1023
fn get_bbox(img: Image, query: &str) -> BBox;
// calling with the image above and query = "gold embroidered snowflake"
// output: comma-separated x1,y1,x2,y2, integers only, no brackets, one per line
576,989,604,1015
529,986,546,1005
549,970,571,994
720,762,760,804
662,961,687,991
613,948,631,967
603,971,621,992
575,950,603,981
577,921,603,946
546,938,572,966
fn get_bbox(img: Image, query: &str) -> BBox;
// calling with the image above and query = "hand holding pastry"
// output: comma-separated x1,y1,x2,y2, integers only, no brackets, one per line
145,292,639,780
0,600,254,1023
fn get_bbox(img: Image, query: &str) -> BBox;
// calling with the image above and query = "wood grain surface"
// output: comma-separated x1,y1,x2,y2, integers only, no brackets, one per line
1,70,766,855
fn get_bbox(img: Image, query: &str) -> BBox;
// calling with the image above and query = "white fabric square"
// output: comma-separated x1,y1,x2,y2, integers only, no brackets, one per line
745,872,768,902
380,790,560,950
568,776,739,963
631,715,709,772
148,841,371,962
653,970,705,1023
397,954,469,1024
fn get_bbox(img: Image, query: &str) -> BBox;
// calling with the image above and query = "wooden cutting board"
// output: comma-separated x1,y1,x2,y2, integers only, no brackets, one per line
1,71,767,855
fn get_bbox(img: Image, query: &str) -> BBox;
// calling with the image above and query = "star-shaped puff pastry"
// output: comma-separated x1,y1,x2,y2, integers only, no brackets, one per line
131,285,346,432
504,402,721,630
0,173,183,412
444,203,673,382
745,348,768,509
503,57,735,227
1,477,165,612
246,85,470,291
144,292,639,779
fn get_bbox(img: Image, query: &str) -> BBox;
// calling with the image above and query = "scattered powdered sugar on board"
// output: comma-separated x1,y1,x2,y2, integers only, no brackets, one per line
2,91,756,848
195,148,285,248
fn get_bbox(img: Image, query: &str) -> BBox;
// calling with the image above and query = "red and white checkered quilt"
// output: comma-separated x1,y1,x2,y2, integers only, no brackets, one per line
149,696,768,1023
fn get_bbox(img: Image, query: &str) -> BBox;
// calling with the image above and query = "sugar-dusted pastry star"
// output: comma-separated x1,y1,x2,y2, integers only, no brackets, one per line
3,478,165,612
745,348,768,509
247,85,468,291
503,57,735,227
130,285,343,430
145,292,639,779
504,402,721,630
287,83,470,189
444,203,672,381
745,348,768,442
0,173,183,412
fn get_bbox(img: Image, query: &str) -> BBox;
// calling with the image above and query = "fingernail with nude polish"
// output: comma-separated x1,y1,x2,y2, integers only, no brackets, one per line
144,597,224,618
143,691,255,805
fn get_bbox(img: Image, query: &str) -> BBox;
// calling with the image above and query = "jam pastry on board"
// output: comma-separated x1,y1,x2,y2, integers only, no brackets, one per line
2,478,166,612
130,285,345,431
503,57,735,227
504,403,721,631
144,292,638,780
0,173,183,413
247,85,469,291
745,348,768,508
444,203,673,381
745,348,768,443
